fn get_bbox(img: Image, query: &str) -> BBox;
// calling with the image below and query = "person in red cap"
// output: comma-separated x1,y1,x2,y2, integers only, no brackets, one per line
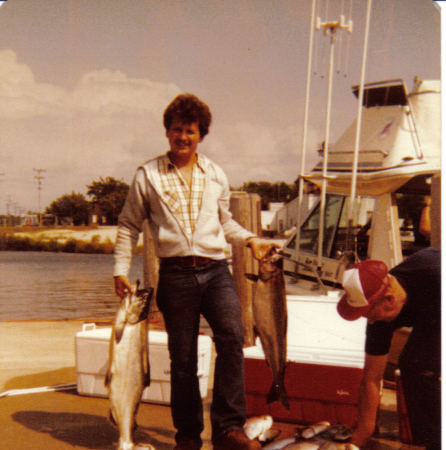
337,247,441,450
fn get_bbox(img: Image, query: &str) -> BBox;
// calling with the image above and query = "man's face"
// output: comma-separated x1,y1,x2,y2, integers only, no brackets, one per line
364,286,406,324
166,120,203,160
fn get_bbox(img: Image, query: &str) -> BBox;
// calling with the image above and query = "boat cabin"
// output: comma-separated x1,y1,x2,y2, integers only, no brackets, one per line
282,78,441,295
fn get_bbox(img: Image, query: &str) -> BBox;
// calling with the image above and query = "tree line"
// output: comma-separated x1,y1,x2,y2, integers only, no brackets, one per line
232,181,298,210
45,178,298,226
45,177,129,226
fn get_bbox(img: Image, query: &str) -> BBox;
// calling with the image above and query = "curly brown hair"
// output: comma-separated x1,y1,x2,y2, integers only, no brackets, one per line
163,94,212,138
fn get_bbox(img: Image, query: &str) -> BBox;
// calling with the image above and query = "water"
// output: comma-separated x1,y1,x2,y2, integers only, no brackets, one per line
0,251,144,321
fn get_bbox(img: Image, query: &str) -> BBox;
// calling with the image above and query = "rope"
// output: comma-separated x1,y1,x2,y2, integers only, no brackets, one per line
0,383,77,398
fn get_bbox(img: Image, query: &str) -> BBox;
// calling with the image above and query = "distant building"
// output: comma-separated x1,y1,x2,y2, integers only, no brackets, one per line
18,214,39,226
90,203,107,225
261,203,284,237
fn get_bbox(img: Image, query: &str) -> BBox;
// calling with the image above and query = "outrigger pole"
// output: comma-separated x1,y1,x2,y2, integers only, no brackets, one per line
315,13,352,272
345,0,373,258
295,0,317,264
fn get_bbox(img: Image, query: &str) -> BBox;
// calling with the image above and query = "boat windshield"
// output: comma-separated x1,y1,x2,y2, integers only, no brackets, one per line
285,194,374,260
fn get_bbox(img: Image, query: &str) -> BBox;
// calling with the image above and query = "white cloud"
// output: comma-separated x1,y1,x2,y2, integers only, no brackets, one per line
0,50,182,213
205,121,320,188
0,49,316,214
0,50,66,119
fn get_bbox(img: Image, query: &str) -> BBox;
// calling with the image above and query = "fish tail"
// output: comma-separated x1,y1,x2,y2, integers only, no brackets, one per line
108,409,118,427
104,370,111,387
267,382,290,410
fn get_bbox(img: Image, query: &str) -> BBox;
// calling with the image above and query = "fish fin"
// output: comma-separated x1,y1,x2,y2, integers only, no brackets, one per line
104,370,111,387
113,296,129,343
267,382,290,410
138,287,154,322
245,273,259,283
114,321,126,343
144,371,151,387
143,343,151,387
108,409,117,427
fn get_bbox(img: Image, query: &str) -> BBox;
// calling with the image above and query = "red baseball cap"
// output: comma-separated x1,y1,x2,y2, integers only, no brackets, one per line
337,260,390,321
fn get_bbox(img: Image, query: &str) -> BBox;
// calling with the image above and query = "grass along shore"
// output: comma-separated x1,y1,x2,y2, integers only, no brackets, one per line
0,225,143,254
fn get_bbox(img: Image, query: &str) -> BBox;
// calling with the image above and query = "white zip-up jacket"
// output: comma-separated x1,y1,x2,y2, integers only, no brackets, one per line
114,154,255,277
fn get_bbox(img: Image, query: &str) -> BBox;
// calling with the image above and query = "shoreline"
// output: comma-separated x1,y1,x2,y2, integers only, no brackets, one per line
2,225,120,243
0,225,144,253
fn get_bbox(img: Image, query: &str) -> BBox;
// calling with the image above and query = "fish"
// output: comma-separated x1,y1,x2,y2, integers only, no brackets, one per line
319,425,353,442
246,248,289,409
105,280,154,450
244,415,274,441
281,441,359,450
280,438,359,450
301,421,331,439
317,441,359,450
263,436,298,450
282,440,322,450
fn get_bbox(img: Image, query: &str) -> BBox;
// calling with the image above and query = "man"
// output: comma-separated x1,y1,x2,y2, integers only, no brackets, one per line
114,93,275,450
337,247,441,450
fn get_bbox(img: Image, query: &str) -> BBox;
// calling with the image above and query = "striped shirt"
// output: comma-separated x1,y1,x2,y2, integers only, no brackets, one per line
157,153,206,235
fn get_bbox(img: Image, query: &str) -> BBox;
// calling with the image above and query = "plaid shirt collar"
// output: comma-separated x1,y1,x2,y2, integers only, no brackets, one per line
161,152,207,174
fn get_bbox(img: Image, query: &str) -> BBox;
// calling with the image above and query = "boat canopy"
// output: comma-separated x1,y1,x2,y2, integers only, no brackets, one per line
305,78,441,196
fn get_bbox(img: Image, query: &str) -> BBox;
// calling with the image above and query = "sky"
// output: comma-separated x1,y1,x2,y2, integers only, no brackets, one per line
0,0,441,215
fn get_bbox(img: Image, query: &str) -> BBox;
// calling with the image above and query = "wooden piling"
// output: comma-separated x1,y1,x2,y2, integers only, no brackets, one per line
229,192,261,348
143,220,164,325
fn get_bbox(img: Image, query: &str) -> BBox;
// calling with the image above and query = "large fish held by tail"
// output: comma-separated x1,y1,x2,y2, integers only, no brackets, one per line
105,280,154,450
246,248,289,410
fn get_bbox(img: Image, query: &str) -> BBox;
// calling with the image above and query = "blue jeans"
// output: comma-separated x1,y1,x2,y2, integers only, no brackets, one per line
156,259,246,447
399,329,441,450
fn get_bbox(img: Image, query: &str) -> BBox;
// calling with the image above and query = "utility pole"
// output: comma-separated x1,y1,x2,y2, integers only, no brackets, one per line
6,195,12,226
0,173,4,226
33,168,46,227
0,172,4,226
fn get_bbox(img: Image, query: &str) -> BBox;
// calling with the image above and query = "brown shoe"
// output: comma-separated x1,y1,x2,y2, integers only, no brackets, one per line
213,430,262,450
174,436,201,450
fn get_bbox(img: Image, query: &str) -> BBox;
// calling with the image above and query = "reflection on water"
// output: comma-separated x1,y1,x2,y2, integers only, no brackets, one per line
0,251,144,321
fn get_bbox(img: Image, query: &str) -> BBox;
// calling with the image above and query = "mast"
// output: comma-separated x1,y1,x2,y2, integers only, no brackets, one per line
345,0,372,258
296,0,317,258
315,14,352,271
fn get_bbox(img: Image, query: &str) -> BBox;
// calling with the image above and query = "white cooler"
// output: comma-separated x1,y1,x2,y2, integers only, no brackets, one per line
75,324,212,404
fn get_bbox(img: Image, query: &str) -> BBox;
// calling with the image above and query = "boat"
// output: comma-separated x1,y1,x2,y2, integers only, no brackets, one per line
243,0,441,438
283,76,440,294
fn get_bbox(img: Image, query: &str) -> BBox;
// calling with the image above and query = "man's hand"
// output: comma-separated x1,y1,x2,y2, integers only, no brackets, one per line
246,237,281,261
114,275,133,298
350,353,388,448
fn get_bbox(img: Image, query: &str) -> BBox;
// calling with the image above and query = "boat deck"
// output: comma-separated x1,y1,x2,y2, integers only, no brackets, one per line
0,320,418,450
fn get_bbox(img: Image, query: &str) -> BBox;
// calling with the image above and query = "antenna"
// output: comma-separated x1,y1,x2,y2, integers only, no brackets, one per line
314,13,352,272
33,168,46,227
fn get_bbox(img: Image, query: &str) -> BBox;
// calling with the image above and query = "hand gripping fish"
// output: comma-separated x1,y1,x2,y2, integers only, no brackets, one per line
105,280,154,450
246,248,289,410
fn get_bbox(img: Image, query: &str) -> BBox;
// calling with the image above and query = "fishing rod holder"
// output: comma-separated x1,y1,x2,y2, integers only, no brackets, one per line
282,254,328,295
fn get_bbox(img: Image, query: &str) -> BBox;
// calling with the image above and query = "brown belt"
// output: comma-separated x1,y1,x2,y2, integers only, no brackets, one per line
160,256,212,268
